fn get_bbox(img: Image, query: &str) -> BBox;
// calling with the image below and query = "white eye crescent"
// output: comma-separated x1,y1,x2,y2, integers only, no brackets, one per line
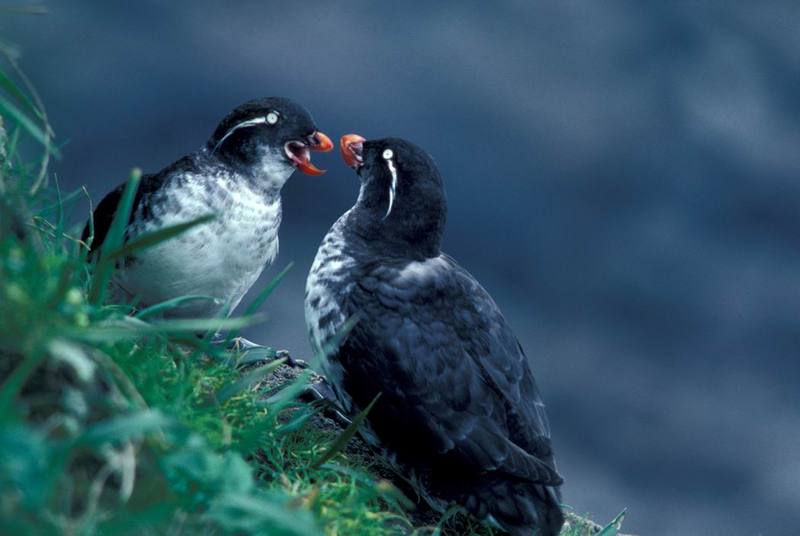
266,112,279,125
382,148,394,160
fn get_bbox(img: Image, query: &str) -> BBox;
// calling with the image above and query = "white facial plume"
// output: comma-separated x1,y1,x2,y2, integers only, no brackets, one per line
382,148,397,220
212,115,270,154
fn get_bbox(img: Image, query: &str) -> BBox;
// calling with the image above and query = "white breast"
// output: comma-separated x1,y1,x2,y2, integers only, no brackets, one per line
115,174,281,318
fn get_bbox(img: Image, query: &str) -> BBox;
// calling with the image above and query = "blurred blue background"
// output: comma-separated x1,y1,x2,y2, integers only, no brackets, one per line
3,2,799,534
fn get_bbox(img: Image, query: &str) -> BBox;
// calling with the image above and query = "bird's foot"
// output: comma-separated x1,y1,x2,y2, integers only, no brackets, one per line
216,338,307,368
300,379,352,427
229,345,311,370
274,349,310,369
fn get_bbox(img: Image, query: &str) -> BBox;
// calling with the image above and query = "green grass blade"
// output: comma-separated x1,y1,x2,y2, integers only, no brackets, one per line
226,262,293,344
216,358,286,403
52,174,64,233
44,258,74,309
139,316,260,333
312,392,381,469
0,67,38,118
597,509,626,536
207,492,320,536
88,168,140,305
243,262,293,318
0,350,48,416
134,294,220,319
0,95,59,158
80,186,95,252
36,187,86,217
261,370,313,413
274,404,322,435
103,213,216,263
75,409,172,446
65,316,259,343
235,346,278,366
5,122,20,158
311,312,362,369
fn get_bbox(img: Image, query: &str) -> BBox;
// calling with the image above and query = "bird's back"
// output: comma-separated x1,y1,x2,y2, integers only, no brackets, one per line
310,241,564,535
80,156,190,254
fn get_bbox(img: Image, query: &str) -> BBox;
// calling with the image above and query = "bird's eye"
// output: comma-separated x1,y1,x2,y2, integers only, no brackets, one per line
266,112,279,125
382,149,394,160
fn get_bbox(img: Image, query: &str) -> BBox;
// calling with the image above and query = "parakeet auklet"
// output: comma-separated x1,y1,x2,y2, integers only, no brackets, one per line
304,135,564,535
83,97,332,322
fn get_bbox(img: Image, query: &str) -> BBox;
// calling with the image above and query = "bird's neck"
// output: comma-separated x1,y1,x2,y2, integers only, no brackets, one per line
346,205,444,261
205,148,293,196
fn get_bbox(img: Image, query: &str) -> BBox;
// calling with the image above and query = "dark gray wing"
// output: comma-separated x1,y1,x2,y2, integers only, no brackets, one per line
81,155,196,255
336,254,561,486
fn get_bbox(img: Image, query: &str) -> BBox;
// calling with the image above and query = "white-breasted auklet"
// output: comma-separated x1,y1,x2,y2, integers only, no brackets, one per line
84,97,332,322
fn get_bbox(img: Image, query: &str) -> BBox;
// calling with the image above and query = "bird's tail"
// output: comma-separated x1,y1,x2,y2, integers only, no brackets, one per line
475,480,564,536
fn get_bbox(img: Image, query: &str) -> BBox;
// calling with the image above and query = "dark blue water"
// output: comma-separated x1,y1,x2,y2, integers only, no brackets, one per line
3,2,799,534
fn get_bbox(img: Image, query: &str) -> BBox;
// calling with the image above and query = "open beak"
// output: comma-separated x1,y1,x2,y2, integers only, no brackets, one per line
285,131,333,176
340,134,366,169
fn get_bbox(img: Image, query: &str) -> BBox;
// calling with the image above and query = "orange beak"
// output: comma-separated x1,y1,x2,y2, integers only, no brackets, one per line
287,130,333,176
340,133,366,169
310,131,334,152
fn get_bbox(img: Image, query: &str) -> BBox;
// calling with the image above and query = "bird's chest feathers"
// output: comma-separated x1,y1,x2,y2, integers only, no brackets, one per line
123,176,280,301
304,219,363,407
305,223,356,350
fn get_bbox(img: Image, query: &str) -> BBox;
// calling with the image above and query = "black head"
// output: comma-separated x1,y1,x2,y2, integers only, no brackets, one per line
341,135,446,258
207,97,332,185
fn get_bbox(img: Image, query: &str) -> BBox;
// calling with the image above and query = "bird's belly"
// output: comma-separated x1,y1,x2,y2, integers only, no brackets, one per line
304,253,355,348
304,226,357,410
305,268,348,391
116,216,277,318
305,272,346,352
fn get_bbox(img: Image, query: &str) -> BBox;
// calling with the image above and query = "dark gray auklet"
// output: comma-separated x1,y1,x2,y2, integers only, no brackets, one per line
83,97,332,322
305,134,564,536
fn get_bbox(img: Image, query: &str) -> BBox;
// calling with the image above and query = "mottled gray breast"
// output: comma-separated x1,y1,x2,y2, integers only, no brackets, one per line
304,211,359,351
304,210,363,411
